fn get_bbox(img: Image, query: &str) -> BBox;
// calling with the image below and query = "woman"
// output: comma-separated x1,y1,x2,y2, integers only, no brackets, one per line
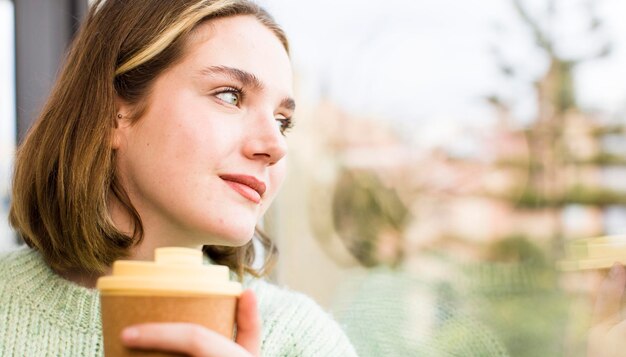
0,0,357,356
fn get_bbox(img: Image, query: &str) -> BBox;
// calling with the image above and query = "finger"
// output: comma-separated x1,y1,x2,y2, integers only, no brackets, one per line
593,263,626,325
235,289,261,355
122,323,250,357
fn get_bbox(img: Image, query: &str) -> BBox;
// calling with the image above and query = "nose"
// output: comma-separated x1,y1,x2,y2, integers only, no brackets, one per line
243,111,288,166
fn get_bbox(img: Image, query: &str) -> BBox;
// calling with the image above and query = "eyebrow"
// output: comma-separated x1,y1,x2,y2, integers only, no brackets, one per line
199,65,263,90
280,97,296,112
198,65,296,112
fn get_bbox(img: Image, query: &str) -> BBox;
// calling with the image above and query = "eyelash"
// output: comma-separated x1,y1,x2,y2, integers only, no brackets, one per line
213,87,295,135
277,117,294,135
215,86,245,105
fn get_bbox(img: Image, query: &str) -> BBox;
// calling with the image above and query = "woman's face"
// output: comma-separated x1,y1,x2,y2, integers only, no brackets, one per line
113,15,294,249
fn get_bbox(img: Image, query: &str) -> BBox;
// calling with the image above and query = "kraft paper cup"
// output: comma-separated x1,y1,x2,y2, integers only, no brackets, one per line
97,247,242,357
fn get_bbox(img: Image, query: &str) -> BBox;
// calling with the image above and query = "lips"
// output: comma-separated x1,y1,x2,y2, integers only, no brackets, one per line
219,174,267,204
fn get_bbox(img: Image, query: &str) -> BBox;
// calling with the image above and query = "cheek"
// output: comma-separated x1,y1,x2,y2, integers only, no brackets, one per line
270,161,288,193
258,165,287,217
263,161,288,208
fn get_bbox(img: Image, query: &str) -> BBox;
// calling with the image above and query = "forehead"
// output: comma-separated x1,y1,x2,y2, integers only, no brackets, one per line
181,15,293,94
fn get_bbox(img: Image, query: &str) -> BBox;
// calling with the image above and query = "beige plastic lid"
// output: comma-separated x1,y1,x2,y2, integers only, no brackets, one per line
97,247,242,296
558,235,626,271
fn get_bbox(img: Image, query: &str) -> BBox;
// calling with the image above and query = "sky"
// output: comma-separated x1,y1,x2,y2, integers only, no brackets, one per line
259,0,626,145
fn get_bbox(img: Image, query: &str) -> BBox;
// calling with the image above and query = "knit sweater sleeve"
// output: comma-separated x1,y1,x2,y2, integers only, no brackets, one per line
247,278,358,357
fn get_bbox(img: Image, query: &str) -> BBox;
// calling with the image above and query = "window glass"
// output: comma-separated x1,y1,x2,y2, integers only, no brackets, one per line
261,0,626,355
0,0,16,251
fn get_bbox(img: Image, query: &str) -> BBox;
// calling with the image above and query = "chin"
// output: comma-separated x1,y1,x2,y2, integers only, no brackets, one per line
221,233,255,247
200,226,256,248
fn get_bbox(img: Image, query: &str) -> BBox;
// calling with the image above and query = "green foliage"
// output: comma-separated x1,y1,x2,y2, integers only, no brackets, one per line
564,185,626,205
462,258,572,357
567,152,626,166
486,236,547,267
508,186,626,208
591,125,626,136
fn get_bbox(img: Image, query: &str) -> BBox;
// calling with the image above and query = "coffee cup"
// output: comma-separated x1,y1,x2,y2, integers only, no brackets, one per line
97,247,242,356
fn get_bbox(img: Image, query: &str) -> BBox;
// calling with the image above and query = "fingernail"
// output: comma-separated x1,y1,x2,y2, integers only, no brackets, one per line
122,327,139,341
610,263,621,279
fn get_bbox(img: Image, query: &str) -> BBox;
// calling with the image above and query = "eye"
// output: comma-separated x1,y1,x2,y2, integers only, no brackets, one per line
215,88,241,106
276,117,294,135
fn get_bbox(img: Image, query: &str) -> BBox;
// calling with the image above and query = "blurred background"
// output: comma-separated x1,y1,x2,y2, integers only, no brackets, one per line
3,0,626,355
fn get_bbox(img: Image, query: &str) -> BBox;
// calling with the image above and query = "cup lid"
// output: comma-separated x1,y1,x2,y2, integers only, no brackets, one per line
557,235,626,271
96,247,242,296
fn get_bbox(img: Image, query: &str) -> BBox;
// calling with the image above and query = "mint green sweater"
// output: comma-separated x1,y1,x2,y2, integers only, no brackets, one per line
0,247,358,356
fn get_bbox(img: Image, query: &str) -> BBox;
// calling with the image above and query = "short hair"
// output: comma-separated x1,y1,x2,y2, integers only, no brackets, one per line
332,169,410,267
9,0,287,277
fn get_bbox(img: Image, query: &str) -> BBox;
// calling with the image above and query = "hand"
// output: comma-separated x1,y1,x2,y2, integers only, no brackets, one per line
588,264,626,357
121,289,261,357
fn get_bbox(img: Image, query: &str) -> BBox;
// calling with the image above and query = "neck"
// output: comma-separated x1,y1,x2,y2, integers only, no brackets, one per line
57,268,108,289
59,191,207,288
59,241,204,289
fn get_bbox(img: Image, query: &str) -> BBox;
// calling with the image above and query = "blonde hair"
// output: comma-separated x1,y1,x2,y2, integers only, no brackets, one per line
10,0,287,277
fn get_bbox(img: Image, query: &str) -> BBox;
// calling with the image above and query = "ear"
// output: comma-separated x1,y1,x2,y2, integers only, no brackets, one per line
112,96,132,150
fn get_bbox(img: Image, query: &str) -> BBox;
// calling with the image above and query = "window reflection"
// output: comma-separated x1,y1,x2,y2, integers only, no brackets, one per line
268,0,626,355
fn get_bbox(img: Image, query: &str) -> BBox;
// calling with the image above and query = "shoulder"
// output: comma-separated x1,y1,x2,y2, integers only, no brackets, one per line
0,245,34,272
0,246,39,288
245,278,316,318
245,277,358,357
